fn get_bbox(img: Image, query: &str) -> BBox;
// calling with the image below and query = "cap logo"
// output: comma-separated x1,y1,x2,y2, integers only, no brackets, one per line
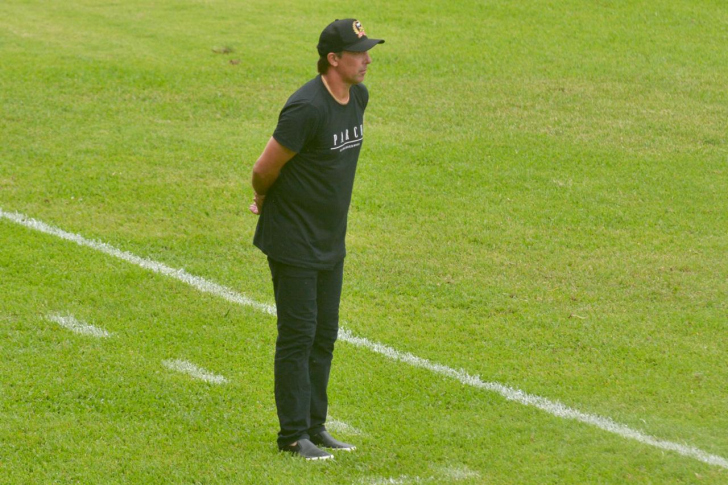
352,20,366,38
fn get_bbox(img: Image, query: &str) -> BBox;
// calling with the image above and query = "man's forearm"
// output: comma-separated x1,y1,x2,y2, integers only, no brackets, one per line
251,137,296,196
252,169,278,196
249,170,275,215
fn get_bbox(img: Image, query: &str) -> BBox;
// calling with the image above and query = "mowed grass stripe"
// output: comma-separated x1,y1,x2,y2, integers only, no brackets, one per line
3,207,726,470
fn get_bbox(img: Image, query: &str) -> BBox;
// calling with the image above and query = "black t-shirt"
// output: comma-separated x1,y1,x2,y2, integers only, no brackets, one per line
254,75,369,269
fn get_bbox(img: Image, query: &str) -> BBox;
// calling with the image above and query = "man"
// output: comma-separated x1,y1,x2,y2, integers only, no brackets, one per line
249,19,384,460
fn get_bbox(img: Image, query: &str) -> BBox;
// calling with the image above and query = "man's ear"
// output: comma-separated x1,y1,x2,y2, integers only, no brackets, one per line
327,52,340,67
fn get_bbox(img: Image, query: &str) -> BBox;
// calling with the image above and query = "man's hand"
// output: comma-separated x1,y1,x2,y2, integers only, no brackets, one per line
249,193,265,215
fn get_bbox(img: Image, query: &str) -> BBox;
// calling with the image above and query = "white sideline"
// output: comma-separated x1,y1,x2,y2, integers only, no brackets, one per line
163,359,228,384
2,208,727,470
48,313,111,338
0,209,275,317
340,329,728,468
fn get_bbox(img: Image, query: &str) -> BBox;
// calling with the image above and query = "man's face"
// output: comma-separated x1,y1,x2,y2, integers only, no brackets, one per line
334,50,372,84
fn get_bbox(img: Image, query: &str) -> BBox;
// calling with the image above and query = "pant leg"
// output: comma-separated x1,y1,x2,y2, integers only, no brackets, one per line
308,259,344,436
268,259,319,448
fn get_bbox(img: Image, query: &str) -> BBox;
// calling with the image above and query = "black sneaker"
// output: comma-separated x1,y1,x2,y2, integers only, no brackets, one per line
279,439,333,460
310,431,356,451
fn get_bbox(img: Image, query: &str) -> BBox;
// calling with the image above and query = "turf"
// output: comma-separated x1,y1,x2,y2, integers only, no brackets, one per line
1,0,727,483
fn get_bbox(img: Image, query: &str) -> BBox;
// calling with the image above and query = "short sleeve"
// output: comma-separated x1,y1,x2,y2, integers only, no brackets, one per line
272,101,320,153
355,83,369,111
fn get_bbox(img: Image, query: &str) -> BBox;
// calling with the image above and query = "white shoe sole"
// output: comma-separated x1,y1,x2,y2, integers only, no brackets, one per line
306,454,334,461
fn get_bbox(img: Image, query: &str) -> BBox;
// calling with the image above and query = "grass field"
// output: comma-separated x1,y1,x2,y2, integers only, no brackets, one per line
1,0,727,483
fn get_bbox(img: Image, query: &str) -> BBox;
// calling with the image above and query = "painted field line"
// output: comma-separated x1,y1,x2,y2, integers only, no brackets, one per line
2,208,727,470
361,477,422,485
0,209,275,317
327,419,364,436
48,313,111,338
340,329,728,469
439,465,481,481
163,359,228,384
361,465,480,485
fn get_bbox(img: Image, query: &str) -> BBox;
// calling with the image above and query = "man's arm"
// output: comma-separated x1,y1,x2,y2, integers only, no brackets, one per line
249,137,296,215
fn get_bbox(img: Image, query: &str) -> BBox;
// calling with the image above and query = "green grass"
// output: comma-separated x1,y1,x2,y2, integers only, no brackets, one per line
1,0,727,483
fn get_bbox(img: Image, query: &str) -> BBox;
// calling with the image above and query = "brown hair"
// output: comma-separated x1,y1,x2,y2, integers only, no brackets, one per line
317,52,342,74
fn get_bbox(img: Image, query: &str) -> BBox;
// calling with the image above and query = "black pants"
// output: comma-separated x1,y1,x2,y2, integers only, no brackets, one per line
268,258,343,448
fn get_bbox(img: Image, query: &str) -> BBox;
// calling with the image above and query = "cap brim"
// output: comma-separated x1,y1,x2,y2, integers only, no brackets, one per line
345,38,385,52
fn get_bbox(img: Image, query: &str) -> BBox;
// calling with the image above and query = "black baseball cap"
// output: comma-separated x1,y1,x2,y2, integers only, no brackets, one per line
317,19,384,57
